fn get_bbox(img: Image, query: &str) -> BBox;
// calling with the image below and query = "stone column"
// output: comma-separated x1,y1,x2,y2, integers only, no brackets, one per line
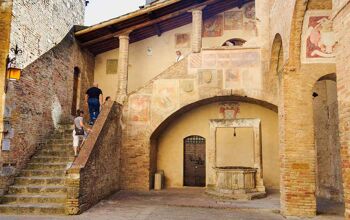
253,122,265,192
191,8,204,53
116,33,130,104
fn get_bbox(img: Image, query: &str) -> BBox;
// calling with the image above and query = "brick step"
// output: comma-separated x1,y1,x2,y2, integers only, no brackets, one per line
1,194,66,204
50,133,73,139
57,124,74,130
36,150,74,157
20,169,66,177
31,156,74,163
41,144,73,152
8,185,67,194
0,203,65,215
47,139,72,145
26,163,68,170
15,177,66,186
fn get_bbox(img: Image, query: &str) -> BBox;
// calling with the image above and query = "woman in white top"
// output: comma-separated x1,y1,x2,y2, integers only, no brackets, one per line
72,110,91,157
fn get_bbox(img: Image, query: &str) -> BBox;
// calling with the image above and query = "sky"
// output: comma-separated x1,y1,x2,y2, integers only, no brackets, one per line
85,0,145,26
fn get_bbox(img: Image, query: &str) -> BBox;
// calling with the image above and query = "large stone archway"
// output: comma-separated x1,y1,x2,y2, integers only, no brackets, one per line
119,47,279,190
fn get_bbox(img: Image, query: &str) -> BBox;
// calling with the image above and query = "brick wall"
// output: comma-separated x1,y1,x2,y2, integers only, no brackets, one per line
66,101,122,214
9,0,85,68
0,30,95,194
333,1,350,218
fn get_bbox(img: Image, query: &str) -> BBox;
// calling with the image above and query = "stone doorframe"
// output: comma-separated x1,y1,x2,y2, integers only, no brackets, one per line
208,119,265,192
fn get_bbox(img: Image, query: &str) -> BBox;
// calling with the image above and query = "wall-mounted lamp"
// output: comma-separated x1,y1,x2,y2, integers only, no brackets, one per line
233,127,237,137
5,45,23,92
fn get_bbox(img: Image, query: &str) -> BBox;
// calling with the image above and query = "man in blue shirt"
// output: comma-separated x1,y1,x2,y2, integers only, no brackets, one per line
85,83,103,125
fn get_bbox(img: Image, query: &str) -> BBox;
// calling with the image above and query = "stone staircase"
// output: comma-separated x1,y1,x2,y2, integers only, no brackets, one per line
0,124,74,215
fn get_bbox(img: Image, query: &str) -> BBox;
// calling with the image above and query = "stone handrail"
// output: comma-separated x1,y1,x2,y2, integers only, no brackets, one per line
65,101,122,214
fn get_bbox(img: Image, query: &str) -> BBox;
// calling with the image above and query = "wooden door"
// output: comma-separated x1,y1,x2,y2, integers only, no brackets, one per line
71,67,80,115
184,136,206,187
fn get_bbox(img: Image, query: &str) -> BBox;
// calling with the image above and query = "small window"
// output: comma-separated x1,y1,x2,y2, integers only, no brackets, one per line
106,59,118,74
222,38,247,47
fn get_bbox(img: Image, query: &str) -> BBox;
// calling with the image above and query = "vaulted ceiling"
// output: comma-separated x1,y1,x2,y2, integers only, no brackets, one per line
75,0,253,55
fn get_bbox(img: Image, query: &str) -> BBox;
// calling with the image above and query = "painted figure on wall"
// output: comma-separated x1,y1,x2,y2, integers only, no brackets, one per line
203,15,223,37
129,95,150,122
244,3,255,19
175,33,190,48
305,16,336,58
224,69,241,89
224,11,243,30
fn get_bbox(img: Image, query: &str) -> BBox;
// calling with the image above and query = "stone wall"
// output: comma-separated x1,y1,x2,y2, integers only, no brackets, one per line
333,1,350,218
9,0,85,68
313,80,343,202
0,30,95,194
66,101,122,214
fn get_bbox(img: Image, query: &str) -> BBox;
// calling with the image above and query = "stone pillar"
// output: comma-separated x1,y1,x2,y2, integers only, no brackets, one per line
279,65,317,217
253,122,265,192
191,8,204,53
116,33,130,104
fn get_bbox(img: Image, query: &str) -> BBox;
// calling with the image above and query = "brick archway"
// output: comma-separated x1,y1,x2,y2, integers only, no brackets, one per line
277,0,336,217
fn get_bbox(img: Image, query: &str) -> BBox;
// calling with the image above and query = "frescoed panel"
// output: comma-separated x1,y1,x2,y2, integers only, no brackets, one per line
302,10,336,63
151,80,179,125
224,11,243,30
180,79,198,106
243,20,258,36
244,2,255,19
224,69,241,89
203,15,223,37
175,33,191,48
129,95,151,122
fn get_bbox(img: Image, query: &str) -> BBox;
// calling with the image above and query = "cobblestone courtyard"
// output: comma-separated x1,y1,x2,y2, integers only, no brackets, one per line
0,189,344,220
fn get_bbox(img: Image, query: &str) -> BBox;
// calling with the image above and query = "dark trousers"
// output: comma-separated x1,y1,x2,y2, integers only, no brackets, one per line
88,98,100,122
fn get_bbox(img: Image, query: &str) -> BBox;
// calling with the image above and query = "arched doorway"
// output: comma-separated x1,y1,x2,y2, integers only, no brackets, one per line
183,135,206,187
71,67,80,115
312,75,345,215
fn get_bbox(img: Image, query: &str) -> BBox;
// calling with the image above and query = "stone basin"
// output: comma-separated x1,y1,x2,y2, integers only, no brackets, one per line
206,166,266,200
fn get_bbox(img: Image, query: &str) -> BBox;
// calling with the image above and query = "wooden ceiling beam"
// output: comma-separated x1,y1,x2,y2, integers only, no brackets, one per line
79,0,221,47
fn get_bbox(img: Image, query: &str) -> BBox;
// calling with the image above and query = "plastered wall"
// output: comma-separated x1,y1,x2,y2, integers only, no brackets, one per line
157,102,279,189
94,3,259,99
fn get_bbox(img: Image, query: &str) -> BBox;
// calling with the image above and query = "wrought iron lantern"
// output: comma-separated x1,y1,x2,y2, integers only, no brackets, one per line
6,44,23,81
7,67,21,81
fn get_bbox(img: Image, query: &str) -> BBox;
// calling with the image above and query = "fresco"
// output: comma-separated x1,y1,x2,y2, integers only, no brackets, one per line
203,15,223,37
243,20,258,36
152,80,179,115
224,11,243,30
129,95,151,122
180,79,198,106
244,2,255,19
175,33,191,48
219,102,241,119
224,69,241,89
302,10,336,63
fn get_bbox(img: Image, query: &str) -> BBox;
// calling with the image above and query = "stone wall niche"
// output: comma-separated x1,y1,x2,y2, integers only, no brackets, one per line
206,118,266,200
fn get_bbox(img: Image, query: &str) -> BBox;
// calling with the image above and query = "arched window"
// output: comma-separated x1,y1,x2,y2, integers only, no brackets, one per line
222,38,247,47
